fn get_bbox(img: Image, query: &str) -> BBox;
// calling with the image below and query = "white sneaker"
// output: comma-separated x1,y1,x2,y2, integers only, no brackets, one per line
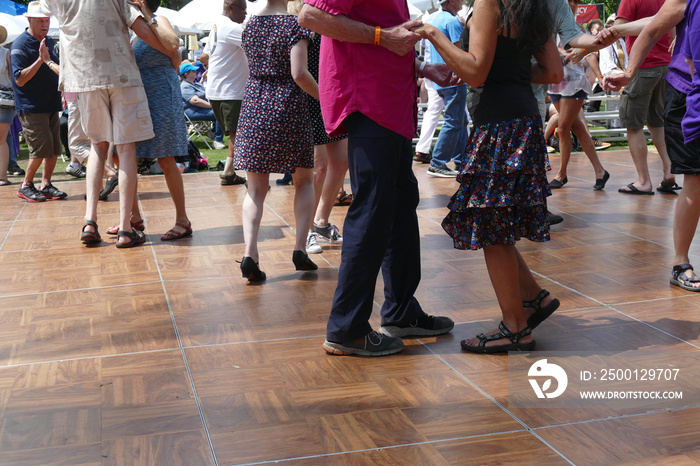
314,223,343,243
306,232,323,254
65,164,86,178
212,140,226,150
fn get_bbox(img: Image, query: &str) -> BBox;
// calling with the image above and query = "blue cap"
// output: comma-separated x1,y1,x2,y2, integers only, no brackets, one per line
179,63,199,75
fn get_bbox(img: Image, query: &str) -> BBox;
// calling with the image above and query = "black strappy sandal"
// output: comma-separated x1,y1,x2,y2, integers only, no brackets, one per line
671,264,700,292
523,289,559,330
115,229,146,249
80,220,102,244
460,321,535,354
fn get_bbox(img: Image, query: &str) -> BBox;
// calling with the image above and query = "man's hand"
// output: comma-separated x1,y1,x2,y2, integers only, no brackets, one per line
381,20,422,56
602,70,631,91
39,39,50,63
566,48,587,64
595,27,620,47
422,62,459,87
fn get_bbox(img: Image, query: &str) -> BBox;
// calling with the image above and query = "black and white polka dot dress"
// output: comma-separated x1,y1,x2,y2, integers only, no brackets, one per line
307,34,347,146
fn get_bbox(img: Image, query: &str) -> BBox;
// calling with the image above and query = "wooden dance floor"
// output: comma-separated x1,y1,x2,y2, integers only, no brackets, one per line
0,148,699,465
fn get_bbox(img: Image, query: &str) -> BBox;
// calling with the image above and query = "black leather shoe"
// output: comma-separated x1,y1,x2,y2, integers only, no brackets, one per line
292,250,318,271
548,210,564,225
413,152,431,163
239,257,266,281
276,173,293,185
99,174,119,200
549,177,568,189
593,170,610,190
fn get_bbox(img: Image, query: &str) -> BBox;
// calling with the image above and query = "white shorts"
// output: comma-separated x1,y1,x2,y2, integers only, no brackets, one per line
77,86,154,145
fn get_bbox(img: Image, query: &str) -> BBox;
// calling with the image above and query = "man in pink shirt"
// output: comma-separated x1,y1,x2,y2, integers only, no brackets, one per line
615,0,676,195
299,0,454,357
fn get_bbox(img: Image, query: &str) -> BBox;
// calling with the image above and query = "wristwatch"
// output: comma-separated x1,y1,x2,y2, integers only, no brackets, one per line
147,15,157,26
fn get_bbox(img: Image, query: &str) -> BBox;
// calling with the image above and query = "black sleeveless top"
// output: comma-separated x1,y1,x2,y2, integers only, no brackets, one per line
461,0,538,126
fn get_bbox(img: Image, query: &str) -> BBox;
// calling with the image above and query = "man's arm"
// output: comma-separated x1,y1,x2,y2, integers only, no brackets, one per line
13,41,48,87
39,38,59,76
298,4,421,56
604,0,686,91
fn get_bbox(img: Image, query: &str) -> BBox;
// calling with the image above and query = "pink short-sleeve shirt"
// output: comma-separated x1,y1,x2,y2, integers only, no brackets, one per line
305,0,417,139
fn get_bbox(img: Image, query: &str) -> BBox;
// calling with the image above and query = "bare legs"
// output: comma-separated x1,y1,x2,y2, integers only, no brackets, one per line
292,167,315,251
0,122,10,181
463,246,556,348
313,139,348,228
222,131,236,177
242,172,270,261
84,141,109,229
550,99,606,183
23,155,59,189
113,156,189,235
623,126,674,192
158,156,189,231
242,167,315,261
673,174,700,288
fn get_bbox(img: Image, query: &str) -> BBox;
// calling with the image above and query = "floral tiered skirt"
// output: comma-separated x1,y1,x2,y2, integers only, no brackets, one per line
442,114,551,250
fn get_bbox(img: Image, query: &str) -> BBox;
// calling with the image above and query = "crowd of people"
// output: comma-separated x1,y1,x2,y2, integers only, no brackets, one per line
1,0,698,356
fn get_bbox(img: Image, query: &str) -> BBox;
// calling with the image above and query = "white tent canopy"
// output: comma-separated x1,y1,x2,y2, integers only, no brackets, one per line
175,0,268,31
408,0,440,12
2,13,61,42
408,2,423,20
0,12,28,43
155,6,203,35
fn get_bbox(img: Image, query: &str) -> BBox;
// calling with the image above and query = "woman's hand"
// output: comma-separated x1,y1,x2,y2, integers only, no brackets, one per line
410,23,436,39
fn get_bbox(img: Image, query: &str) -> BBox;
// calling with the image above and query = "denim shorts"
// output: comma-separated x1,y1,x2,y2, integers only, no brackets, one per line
0,107,15,124
547,89,588,103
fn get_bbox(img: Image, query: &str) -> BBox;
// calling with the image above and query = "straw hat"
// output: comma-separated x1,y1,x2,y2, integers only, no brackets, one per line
24,1,50,18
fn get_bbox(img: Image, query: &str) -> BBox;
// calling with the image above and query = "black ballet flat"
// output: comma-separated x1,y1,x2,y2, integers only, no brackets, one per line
549,177,568,189
593,170,610,190
239,256,266,281
292,250,318,271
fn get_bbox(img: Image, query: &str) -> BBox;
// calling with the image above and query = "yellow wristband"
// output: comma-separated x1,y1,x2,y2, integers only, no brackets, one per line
374,26,381,46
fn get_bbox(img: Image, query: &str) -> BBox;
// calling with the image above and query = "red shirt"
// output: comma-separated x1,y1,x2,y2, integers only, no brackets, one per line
304,0,417,139
617,0,672,69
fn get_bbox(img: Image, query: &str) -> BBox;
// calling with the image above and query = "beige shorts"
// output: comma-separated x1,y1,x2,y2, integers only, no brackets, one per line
77,86,154,145
19,112,61,159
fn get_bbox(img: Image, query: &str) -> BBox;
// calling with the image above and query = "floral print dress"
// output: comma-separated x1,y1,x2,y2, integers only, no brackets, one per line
233,15,314,174
442,14,551,250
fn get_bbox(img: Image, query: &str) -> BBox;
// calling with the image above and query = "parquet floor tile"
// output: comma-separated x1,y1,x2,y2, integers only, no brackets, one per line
535,407,700,465
0,149,698,464
280,443,451,465
434,431,571,465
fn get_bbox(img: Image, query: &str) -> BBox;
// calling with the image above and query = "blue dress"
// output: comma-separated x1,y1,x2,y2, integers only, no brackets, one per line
133,40,188,159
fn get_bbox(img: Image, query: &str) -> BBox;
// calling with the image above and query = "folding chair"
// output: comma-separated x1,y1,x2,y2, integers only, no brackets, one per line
184,113,213,150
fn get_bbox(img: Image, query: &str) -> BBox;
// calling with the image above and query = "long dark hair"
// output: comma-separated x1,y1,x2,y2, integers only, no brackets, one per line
504,0,554,52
